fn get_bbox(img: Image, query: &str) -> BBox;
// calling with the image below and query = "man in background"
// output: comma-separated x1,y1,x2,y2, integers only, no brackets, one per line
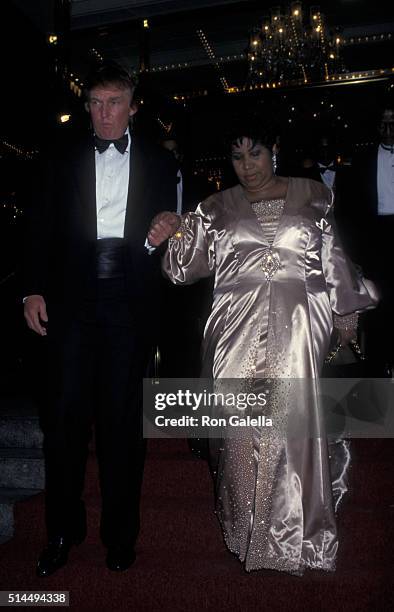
351,101,394,376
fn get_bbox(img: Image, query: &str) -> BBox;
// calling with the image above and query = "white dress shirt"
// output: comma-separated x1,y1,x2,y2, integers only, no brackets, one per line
176,169,183,215
95,129,130,238
318,162,336,190
377,144,394,216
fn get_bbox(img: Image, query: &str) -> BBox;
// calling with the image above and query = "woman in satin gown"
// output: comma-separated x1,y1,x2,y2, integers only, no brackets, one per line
148,125,377,575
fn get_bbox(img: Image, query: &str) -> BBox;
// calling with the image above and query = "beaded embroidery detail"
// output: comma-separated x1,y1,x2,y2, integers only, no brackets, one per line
251,199,284,282
168,218,187,244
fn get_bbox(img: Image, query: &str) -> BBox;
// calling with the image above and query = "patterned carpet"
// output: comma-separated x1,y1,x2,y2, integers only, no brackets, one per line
0,438,393,611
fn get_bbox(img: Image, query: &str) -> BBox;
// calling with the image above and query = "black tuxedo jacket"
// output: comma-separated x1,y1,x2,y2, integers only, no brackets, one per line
351,146,394,280
297,163,350,195
297,163,359,260
22,132,177,323
352,147,379,217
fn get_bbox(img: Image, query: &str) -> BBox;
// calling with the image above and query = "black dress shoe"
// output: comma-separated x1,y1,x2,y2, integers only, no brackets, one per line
106,546,136,572
36,537,72,577
36,531,86,578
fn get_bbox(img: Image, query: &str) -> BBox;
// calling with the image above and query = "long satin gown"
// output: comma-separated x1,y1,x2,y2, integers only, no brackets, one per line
162,177,378,574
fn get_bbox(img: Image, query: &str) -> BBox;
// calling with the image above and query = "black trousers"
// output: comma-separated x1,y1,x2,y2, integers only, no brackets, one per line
41,278,150,549
363,286,394,376
362,216,394,376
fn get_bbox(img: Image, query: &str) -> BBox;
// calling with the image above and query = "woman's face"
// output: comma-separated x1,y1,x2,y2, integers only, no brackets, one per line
231,137,273,192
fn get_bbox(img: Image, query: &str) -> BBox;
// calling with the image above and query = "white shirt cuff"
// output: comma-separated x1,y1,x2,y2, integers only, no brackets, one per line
144,238,156,254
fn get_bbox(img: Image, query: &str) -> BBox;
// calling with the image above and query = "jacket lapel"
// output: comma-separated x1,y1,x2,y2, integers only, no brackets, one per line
72,137,97,241
124,134,153,241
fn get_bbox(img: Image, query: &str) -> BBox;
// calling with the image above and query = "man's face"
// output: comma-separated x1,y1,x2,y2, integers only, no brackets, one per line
161,139,182,161
378,109,394,147
86,84,136,140
316,137,335,165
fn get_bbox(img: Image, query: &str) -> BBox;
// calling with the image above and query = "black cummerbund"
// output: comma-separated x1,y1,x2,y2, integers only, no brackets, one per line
96,238,125,279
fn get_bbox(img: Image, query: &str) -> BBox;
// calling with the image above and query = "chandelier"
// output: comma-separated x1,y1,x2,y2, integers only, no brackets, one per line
247,2,346,86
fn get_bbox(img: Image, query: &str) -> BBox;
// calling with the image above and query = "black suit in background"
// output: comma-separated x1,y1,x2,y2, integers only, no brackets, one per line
296,163,357,259
22,131,177,548
351,147,394,374
158,161,214,379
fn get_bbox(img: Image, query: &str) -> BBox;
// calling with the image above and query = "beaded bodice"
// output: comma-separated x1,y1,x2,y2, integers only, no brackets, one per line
250,199,285,245
250,199,285,281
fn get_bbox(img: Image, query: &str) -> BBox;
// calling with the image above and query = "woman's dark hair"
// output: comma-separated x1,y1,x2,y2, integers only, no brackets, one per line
225,118,277,152
84,61,136,100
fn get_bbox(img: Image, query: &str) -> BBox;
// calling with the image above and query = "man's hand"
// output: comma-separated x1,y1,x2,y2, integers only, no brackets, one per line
24,295,48,336
148,212,181,247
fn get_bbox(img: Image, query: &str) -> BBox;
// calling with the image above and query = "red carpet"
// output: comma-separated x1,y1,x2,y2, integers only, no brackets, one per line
0,438,393,611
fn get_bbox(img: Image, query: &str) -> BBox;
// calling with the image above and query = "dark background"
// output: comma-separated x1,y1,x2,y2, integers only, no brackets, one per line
1,0,393,148
0,0,393,360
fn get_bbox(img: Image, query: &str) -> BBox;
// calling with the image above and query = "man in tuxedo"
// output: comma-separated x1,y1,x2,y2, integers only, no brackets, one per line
159,131,212,215
22,62,176,576
299,134,339,188
157,130,213,380
298,132,354,255
351,101,394,375
160,135,184,214
157,131,212,460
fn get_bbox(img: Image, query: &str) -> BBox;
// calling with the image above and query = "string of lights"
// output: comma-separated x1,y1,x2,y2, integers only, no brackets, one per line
141,31,394,75
169,67,393,104
1,201,23,221
0,141,38,160
196,29,230,92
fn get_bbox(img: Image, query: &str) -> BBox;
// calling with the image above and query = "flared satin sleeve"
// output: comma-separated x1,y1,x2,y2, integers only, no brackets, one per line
320,202,379,315
162,198,219,285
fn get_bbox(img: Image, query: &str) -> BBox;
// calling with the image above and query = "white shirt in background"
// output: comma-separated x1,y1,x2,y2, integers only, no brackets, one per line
377,144,394,216
318,162,336,190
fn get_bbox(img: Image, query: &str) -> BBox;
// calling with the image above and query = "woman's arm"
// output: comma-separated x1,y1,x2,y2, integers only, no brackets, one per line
158,200,217,285
148,197,218,285
320,202,379,343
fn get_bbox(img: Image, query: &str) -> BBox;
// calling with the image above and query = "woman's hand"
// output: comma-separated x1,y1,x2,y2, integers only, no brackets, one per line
148,212,181,247
336,327,357,346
